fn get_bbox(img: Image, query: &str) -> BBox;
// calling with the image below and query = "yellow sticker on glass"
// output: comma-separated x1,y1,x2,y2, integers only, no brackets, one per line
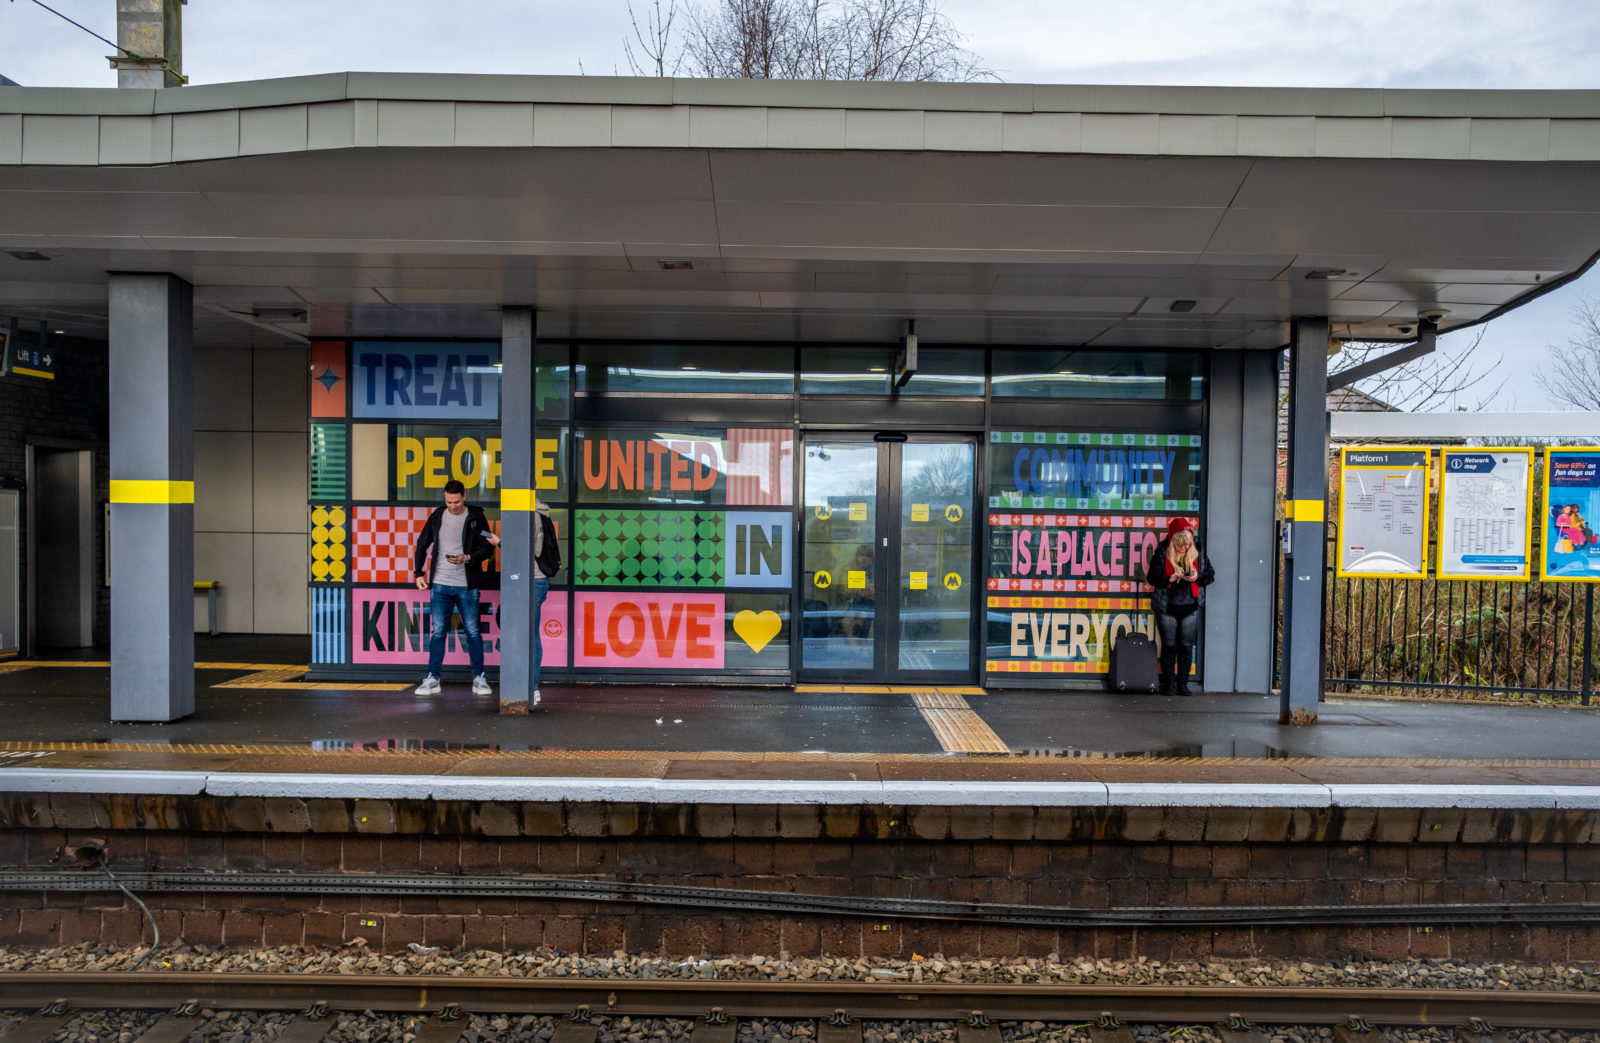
911,503,929,522
848,570,866,589
910,572,927,590
849,502,867,521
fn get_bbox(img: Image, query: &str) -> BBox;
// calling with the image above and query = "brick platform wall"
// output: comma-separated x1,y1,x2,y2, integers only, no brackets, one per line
2,793,1596,962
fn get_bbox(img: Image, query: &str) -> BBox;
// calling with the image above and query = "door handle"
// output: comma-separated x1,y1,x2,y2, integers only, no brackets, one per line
882,537,888,547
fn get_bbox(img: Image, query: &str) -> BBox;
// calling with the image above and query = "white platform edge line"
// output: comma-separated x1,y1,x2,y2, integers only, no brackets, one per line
3,770,1598,807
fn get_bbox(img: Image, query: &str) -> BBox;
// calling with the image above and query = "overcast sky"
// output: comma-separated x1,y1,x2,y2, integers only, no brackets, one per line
3,0,1597,408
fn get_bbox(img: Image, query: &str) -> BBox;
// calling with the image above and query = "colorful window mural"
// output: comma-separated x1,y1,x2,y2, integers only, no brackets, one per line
984,431,1203,682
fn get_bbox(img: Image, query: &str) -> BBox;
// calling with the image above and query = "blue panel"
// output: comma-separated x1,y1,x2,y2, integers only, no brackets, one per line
312,587,346,664
351,341,500,420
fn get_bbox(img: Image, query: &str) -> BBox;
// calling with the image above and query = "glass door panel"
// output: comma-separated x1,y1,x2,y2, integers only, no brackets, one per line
897,443,976,673
801,441,879,673
801,435,977,682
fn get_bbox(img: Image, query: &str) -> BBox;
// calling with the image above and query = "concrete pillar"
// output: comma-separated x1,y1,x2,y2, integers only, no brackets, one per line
1203,349,1279,693
497,308,535,714
1279,318,1330,724
108,273,194,722
112,0,186,88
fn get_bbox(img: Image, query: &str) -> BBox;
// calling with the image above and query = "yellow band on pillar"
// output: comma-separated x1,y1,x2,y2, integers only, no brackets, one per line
501,488,535,511
1285,499,1325,522
110,480,194,504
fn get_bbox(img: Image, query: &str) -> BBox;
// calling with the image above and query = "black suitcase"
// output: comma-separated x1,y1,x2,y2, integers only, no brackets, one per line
1108,632,1160,692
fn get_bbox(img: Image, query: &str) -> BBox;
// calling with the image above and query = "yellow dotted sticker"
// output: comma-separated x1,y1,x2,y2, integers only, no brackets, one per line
910,572,927,590
849,502,868,521
911,503,929,522
848,570,866,589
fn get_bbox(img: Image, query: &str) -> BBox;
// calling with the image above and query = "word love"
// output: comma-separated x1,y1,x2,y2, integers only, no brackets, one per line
577,593,725,668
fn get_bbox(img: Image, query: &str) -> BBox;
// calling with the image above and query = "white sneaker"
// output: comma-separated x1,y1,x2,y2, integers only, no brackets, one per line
531,688,541,706
414,675,441,696
471,674,493,696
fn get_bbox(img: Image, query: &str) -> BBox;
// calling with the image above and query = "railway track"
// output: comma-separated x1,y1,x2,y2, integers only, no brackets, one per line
2,973,1599,1042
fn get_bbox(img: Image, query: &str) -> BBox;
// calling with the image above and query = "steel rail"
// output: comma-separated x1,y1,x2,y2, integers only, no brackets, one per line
1,872,1596,928
0,974,1598,1030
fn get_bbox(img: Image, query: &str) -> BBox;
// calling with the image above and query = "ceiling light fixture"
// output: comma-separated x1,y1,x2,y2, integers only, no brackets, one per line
658,259,694,271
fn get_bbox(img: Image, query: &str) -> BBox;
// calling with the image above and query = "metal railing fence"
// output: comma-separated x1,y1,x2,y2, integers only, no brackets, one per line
1321,530,1595,704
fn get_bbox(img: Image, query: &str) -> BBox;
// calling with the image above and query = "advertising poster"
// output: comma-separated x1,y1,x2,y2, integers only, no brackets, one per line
1438,448,1533,580
1337,447,1431,578
1541,447,1600,582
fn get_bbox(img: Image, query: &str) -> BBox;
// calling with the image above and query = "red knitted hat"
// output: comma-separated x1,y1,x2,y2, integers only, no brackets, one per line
1166,517,1195,536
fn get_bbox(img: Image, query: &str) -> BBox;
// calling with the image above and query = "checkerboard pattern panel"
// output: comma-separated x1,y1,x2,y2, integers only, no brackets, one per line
352,506,432,585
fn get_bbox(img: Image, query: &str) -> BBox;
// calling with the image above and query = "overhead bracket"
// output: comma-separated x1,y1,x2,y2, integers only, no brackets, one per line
1327,319,1437,392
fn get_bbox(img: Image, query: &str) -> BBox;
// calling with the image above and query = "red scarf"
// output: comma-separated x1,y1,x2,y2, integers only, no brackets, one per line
1164,552,1200,599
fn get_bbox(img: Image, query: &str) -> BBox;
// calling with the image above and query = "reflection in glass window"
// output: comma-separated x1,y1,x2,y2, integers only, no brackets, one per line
536,342,572,422
800,346,984,396
576,344,794,396
576,427,794,506
992,350,1202,400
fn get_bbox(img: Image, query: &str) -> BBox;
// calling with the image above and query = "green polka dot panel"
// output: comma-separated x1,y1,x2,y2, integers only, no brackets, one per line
573,509,727,586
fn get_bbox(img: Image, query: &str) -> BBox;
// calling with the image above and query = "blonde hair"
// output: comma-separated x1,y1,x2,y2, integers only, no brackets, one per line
1166,529,1198,572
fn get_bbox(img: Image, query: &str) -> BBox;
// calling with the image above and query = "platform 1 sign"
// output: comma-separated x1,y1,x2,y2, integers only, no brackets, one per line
1337,447,1431,578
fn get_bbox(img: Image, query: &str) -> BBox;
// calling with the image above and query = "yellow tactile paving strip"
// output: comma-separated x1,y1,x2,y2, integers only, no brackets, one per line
911,692,1010,753
0,660,410,691
213,667,411,691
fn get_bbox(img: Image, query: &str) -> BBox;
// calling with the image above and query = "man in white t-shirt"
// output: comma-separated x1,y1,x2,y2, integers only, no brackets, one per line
412,480,495,696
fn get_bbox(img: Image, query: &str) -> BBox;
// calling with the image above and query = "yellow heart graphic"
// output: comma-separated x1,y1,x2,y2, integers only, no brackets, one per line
733,609,782,654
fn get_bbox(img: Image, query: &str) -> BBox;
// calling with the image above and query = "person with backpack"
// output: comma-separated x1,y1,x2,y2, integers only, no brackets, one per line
482,497,561,707
1143,516,1215,696
412,480,496,697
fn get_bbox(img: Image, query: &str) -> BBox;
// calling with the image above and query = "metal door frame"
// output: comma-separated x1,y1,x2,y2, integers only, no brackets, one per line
796,430,979,684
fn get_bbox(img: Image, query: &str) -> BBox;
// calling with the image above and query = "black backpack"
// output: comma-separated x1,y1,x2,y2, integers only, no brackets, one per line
535,513,563,578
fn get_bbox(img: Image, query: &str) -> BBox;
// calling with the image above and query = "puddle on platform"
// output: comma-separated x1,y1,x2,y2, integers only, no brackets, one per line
1014,739,1288,759
311,738,507,752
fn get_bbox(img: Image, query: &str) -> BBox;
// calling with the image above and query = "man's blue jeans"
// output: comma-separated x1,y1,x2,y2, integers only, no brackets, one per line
427,584,484,677
532,576,549,690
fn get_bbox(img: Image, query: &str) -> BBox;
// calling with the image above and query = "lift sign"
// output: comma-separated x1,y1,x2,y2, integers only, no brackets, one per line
353,341,499,420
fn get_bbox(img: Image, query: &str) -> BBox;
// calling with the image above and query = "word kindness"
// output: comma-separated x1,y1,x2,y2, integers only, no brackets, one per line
1011,447,1179,498
1009,527,1161,580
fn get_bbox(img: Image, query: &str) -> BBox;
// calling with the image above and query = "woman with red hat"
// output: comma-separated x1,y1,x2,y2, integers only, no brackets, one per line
1144,516,1215,695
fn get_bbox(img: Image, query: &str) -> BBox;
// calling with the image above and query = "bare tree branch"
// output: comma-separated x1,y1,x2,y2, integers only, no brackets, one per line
670,0,992,81
1535,293,1600,410
1328,328,1507,413
624,0,684,77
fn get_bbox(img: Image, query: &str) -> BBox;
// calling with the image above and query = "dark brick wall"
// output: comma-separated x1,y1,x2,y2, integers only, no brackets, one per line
2,793,1597,961
0,333,111,648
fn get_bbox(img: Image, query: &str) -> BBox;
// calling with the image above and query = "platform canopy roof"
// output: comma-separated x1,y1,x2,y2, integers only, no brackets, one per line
1,74,1599,349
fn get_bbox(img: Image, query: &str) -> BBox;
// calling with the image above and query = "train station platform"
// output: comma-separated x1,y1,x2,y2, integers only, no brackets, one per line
2,635,1598,804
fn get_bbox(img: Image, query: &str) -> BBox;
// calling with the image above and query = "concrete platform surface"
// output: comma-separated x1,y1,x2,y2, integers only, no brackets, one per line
1,635,1598,803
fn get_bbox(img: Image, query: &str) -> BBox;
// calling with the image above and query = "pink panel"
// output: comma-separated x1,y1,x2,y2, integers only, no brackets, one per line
575,591,725,669
351,587,567,668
